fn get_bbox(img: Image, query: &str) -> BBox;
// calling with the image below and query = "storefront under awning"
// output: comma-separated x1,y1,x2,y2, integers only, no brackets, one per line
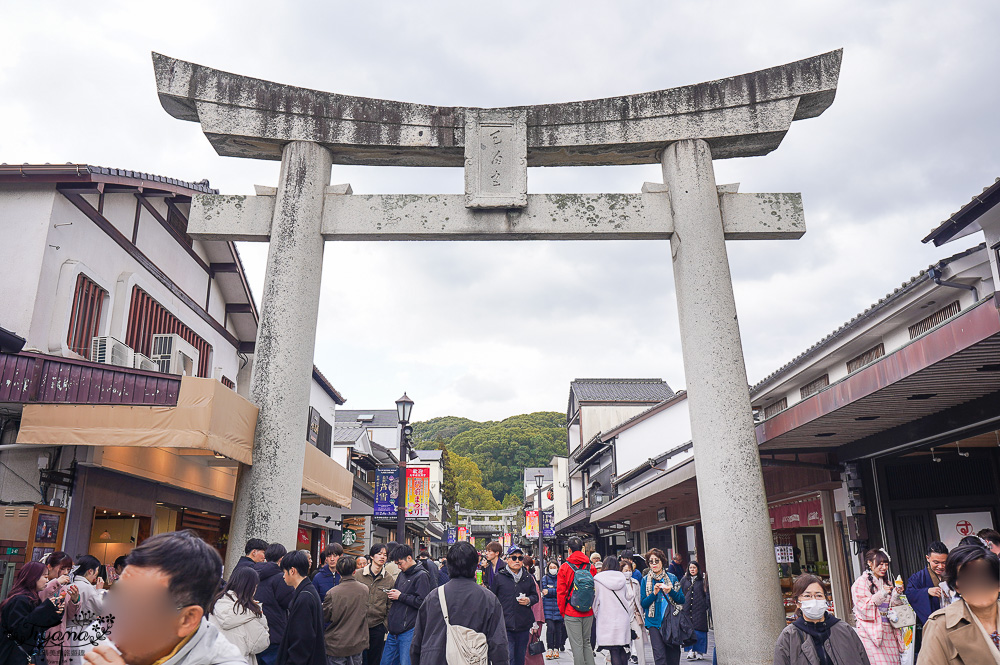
17,376,354,508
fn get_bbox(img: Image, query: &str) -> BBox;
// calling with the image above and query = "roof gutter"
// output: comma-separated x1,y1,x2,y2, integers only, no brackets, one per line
927,267,978,303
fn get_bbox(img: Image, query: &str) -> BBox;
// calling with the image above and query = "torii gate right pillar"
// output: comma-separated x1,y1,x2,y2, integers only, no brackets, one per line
664,139,786,662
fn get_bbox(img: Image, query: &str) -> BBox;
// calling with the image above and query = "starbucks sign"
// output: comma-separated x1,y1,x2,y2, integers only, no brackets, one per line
342,528,358,546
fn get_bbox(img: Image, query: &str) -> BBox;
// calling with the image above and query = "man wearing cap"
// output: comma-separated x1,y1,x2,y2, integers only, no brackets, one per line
491,547,538,665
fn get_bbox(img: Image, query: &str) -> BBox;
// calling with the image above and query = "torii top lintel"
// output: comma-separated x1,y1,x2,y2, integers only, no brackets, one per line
152,50,841,167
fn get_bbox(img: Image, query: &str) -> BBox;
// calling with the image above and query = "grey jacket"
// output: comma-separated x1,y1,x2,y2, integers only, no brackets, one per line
159,619,247,665
773,620,872,665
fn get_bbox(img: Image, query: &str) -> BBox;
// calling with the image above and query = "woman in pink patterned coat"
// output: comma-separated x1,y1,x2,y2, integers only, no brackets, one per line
851,549,906,665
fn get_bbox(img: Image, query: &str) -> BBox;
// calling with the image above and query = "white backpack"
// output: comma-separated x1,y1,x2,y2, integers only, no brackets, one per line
438,585,489,665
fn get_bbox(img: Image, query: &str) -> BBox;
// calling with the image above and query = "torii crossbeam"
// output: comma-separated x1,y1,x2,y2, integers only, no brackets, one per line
153,50,841,665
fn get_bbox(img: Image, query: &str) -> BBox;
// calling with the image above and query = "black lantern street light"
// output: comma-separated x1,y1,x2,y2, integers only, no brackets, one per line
395,393,414,545
535,472,545,561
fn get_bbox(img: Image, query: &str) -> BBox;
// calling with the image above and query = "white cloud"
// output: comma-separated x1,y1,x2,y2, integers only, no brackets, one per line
2,1,998,420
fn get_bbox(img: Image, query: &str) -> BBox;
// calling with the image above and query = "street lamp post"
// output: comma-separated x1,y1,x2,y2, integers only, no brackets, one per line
535,472,544,563
395,393,414,545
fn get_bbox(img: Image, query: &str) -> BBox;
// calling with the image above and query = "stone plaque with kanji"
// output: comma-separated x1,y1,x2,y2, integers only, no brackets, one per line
464,109,527,208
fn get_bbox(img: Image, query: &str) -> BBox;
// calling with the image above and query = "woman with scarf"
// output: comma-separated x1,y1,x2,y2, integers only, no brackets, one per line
680,562,710,661
0,562,65,665
851,549,906,665
639,548,685,665
774,574,870,665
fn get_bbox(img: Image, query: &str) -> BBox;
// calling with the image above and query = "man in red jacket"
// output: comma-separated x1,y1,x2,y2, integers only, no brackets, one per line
556,536,595,665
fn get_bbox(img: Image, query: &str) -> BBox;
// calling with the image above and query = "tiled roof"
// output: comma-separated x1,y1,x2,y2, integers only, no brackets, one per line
524,467,553,482
750,243,987,394
922,177,1000,246
569,378,673,413
0,163,219,194
312,366,345,405
334,410,398,428
334,424,366,444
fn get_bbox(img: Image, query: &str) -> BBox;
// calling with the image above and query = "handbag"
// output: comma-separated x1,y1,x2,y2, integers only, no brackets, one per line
528,637,546,656
658,594,696,647
887,600,916,629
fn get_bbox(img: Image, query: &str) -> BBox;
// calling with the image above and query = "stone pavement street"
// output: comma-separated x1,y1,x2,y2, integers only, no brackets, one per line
544,626,716,664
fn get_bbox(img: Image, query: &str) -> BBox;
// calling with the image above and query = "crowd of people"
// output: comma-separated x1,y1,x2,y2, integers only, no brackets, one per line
5,527,999,665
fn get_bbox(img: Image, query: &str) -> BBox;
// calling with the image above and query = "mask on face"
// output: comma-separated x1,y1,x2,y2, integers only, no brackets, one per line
548,567,557,575
800,599,827,621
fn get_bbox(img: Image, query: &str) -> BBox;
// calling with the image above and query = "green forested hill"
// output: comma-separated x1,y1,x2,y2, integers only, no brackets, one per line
413,411,566,511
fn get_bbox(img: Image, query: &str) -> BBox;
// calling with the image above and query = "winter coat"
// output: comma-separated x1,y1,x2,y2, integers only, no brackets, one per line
556,551,595,618
44,575,110,665
438,564,450,586
209,592,270,664
276,581,324,665
667,561,684,579
905,567,941,626
592,571,634,648
386,563,431,636
418,559,440,589
679,574,710,633
491,566,539,633
411,577,509,665
540,572,562,621
482,558,505,589
234,556,256,572
0,594,62,665
322,577,369,657
312,565,340,602
773,617,871,665
918,599,1000,665
354,563,395,628
252,561,293,645
638,572,685,630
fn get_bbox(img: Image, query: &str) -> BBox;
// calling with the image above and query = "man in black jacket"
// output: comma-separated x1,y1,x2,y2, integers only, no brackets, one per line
412,541,508,665
383,545,430,665
277,550,325,665
235,537,267,571
491,548,539,665
253,543,293,665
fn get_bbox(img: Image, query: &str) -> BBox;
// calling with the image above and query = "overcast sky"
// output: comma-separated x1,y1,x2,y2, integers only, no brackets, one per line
3,2,998,421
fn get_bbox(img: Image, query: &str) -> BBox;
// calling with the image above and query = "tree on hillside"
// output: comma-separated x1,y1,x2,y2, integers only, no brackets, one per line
450,452,501,511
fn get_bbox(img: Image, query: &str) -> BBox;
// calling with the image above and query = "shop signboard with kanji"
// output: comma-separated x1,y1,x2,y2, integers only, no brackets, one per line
374,468,398,517
542,510,554,537
406,467,430,518
525,510,539,538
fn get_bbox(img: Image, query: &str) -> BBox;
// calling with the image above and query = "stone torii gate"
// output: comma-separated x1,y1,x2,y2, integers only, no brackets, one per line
153,50,840,664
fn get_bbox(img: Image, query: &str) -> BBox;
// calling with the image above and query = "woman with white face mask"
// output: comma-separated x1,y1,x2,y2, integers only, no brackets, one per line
540,558,565,659
774,574,871,665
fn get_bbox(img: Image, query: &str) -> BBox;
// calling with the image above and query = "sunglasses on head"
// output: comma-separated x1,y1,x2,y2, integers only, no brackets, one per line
509,555,524,561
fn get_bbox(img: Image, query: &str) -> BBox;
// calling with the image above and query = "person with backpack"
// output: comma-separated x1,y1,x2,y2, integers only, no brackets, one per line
541,559,565,659
412,542,508,665
639,549,686,665
556,537,596,665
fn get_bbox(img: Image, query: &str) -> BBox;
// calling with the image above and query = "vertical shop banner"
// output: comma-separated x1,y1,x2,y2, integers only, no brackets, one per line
406,467,431,518
374,468,398,517
541,510,555,537
525,510,539,538
457,526,467,542
447,526,457,544
502,533,512,549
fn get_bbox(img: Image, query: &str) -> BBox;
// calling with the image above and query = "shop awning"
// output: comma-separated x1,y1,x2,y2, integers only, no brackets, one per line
591,458,697,523
300,443,353,508
16,376,257,463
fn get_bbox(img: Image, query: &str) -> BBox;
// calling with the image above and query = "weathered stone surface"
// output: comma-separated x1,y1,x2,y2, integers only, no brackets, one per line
464,109,528,208
663,139,786,663
152,50,841,166
187,190,805,242
225,141,331,575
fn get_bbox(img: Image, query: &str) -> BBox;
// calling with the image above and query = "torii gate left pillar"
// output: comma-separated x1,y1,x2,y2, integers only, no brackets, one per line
153,49,841,664
227,141,331,566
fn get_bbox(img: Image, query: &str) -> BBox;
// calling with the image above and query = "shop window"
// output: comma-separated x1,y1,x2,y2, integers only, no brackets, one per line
762,397,788,420
799,375,829,400
846,343,885,374
125,286,212,377
908,301,961,339
67,273,107,359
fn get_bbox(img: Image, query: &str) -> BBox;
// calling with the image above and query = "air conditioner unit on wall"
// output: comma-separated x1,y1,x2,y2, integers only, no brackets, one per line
150,333,200,376
90,336,134,368
133,353,158,372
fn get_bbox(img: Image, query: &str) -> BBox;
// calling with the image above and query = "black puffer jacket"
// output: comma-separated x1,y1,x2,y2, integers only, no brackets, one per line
0,595,62,665
386,564,430,636
679,574,710,633
491,566,539,633
253,561,293,644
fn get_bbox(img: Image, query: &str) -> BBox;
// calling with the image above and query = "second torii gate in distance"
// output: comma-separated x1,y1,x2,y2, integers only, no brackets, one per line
153,49,841,664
